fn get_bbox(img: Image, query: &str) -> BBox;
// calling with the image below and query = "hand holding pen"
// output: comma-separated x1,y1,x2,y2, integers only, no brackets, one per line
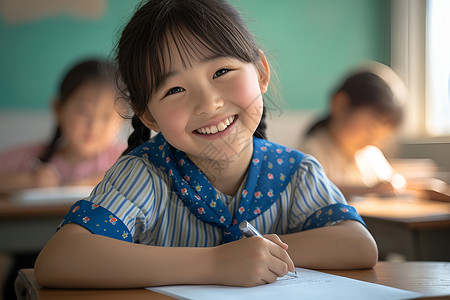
29,158,60,188
239,221,298,278
211,221,296,286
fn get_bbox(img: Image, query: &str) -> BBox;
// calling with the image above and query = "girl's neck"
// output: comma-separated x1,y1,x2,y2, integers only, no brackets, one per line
188,141,253,196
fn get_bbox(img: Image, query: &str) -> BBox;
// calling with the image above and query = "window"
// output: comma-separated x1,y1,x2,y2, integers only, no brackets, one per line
426,0,450,136
391,0,450,139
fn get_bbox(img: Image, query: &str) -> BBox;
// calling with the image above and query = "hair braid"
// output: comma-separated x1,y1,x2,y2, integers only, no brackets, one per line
253,106,267,140
38,127,62,163
123,115,151,155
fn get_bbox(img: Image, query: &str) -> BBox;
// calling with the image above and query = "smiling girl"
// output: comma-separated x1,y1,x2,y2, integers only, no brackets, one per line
35,0,377,288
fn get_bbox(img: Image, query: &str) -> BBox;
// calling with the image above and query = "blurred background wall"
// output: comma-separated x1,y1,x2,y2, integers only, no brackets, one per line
0,0,390,110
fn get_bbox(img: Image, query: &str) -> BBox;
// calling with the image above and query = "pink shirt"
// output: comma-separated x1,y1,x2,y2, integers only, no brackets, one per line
0,142,126,184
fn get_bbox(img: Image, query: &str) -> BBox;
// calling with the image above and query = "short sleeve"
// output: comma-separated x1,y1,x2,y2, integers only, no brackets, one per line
289,155,366,231
58,199,133,242
58,155,160,243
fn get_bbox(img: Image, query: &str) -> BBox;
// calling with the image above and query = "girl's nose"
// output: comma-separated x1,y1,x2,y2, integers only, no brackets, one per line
193,88,224,115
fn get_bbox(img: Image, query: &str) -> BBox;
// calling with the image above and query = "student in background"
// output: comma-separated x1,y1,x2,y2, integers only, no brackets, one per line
298,63,407,197
0,58,125,194
35,0,377,289
0,58,126,299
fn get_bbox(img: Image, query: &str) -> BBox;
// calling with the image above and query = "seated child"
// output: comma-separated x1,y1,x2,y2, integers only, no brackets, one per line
0,58,126,194
298,63,407,197
0,58,126,299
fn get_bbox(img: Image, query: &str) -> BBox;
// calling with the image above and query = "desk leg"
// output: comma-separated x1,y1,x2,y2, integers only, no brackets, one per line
14,269,38,300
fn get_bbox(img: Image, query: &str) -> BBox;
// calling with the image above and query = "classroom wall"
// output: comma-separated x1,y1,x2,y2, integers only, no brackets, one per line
230,0,390,111
0,0,141,110
0,0,390,150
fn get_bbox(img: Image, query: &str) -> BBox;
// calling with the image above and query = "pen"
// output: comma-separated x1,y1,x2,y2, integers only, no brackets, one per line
239,221,298,278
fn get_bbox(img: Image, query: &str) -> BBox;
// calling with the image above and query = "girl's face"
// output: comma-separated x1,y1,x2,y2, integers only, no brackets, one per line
140,45,269,164
332,107,395,157
56,82,122,159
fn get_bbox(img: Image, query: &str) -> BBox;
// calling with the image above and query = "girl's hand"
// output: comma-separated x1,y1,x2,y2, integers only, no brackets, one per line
371,181,396,196
210,234,295,287
33,163,60,187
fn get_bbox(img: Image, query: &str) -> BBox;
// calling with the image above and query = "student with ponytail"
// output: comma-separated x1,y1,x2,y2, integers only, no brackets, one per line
35,0,377,288
0,58,125,193
299,63,407,197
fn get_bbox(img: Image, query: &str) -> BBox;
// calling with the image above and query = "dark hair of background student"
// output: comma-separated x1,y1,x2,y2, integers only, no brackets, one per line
38,59,117,163
115,0,269,155
305,71,403,137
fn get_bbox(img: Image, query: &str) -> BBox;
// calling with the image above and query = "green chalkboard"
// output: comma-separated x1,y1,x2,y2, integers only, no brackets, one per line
0,0,389,111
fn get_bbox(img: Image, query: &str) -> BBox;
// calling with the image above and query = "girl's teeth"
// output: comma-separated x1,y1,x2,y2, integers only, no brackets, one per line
197,116,235,135
217,122,226,131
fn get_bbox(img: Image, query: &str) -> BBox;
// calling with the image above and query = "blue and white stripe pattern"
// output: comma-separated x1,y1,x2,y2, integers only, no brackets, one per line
59,138,365,246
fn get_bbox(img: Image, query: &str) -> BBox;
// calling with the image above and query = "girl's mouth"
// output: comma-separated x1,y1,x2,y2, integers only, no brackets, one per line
195,115,237,135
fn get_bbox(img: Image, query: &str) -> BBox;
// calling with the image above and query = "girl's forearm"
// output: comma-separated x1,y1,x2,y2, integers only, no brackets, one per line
280,220,378,270
0,172,35,193
34,224,214,288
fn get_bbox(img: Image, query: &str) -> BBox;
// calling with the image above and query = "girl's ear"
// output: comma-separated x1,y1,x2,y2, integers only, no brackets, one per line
257,50,270,94
139,110,160,132
330,91,351,119
52,98,62,123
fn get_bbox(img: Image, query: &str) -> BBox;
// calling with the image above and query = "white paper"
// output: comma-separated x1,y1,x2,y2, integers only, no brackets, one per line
12,185,94,205
148,268,422,300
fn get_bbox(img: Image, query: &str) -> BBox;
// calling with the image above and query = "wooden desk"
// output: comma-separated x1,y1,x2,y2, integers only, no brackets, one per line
0,197,71,252
14,262,450,299
349,196,450,261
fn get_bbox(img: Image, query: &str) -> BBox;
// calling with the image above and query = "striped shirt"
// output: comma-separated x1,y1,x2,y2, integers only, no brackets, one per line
60,151,363,247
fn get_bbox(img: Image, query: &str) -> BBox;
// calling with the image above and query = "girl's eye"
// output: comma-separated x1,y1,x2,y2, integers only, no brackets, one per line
213,68,230,79
165,86,185,97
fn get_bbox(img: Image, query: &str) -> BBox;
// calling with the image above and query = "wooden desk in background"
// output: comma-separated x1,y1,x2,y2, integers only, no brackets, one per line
14,262,450,299
0,197,70,252
2,193,449,259
349,196,450,261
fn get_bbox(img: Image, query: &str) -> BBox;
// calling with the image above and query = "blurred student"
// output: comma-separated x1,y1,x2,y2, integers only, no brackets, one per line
298,63,407,197
0,58,125,194
0,58,126,299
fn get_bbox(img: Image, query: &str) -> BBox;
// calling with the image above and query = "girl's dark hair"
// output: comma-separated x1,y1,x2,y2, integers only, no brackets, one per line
306,71,404,136
39,58,117,163
116,0,269,154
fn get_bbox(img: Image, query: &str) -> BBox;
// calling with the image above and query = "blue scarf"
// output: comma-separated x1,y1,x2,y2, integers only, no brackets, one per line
130,133,304,243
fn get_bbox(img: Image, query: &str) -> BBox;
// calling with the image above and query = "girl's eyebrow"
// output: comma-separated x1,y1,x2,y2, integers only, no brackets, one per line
159,54,225,87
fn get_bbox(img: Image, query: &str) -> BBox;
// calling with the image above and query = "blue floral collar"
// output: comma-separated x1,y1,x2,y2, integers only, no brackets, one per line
130,133,304,243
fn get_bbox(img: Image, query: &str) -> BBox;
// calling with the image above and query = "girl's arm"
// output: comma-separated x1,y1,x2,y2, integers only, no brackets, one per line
35,223,294,288
0,164,59,193
280,220,378,269
0,172,35,193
